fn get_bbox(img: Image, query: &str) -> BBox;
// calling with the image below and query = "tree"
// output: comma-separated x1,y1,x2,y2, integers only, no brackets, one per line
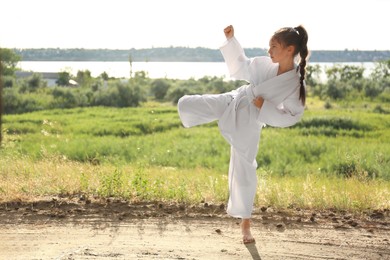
21,73,46,92
371,59,389,80
151,79,170,100
326,65,364,82
100,71,109,81
76,70,92,87
56,71,71,86
306,64,322,87
363,60,390,98
0,48,21,76
129,54,133,78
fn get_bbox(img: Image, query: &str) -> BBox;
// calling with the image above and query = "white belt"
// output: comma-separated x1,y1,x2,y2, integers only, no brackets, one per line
234,84,255,111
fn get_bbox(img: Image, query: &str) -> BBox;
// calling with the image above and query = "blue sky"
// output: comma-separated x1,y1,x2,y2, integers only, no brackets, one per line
1,0,389,50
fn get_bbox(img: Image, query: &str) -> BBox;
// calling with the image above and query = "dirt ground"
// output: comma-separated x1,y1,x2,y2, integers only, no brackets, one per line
0,197,389,260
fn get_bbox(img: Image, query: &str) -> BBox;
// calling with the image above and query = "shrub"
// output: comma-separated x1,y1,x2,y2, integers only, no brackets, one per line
323,80,348,100
3,88,46,114
56,71,71,86
151,78,170,100
19,73,47,92
3,88,22,114
364,82,382,98
324,100,332,109
332,159,378,179
373,105,389,114
51,87,78,108
3,75,15,88
76,70,92,87
168,86,190,104
92,80,146,107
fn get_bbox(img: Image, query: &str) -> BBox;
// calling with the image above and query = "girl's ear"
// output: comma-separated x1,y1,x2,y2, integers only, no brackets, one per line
287,45,295,55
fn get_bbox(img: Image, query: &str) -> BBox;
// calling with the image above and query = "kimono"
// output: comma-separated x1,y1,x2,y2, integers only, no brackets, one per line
177,37,305,218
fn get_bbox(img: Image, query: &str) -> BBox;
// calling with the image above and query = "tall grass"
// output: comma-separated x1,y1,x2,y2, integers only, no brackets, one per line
0,157,388,211
4,103,388,178
1,100,389,211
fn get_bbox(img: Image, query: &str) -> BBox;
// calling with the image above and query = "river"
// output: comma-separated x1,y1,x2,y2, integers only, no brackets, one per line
18,61,376,81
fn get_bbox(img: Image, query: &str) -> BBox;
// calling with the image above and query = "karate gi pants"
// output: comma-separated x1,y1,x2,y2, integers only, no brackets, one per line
178,93,262,218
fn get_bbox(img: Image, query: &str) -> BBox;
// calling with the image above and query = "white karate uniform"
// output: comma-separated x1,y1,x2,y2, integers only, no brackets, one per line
178,37,305,218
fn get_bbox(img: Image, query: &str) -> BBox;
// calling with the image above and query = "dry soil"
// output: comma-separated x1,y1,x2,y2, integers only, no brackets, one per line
0,197,389,260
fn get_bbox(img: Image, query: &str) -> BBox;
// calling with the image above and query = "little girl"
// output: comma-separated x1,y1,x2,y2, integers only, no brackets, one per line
178,24,309,244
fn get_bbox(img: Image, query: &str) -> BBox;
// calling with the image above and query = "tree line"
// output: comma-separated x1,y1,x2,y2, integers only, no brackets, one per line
14,47,390,62
1,48,389,115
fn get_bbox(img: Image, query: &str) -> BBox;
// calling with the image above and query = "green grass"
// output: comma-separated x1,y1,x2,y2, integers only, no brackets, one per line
0,157,388,212
1,99,389,211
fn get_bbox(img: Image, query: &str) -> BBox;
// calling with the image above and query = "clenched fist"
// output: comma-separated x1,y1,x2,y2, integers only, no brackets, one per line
224,25,234,40
253,96,264,109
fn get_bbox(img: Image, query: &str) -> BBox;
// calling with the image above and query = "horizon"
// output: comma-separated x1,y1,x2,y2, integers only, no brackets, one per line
10,46,390,52
1,0,389,51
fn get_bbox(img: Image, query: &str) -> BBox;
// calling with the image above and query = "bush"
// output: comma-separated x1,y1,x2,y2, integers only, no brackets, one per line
19,73,47,92
3,88,22,113
92,80,146,107
56,71,71,86
151,78,170,100
332,158,378,179
364,82,382,98
373,105,389,114
3,88,46,114
168,86,191,104
322,80,348,99
333,161,358,178
370,60,389,80
2,75,15,88
309,62,389,101
51,87,79,108
379,90,390,102
306,64,322,87
296,117,370,131
324,100,332,109
76,70,92,86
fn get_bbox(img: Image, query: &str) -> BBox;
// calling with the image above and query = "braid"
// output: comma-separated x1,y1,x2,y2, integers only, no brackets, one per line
272,25,309,105
294,26,309,106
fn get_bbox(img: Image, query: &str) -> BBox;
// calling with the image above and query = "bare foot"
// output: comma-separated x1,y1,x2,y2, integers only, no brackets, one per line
241,219,255,244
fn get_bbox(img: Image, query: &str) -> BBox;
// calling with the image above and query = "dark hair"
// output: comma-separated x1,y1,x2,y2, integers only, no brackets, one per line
272,25,309,105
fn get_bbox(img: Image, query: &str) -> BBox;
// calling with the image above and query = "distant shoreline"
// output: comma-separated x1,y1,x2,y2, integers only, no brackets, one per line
14,47,390,63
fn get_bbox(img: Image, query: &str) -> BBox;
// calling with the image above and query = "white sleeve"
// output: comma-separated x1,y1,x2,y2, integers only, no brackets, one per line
219,37,251,81
257,92,304,128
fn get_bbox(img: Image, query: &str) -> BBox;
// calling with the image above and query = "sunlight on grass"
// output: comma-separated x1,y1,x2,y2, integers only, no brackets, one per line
1,104,389,213
256,171,390,212
0,157,388,212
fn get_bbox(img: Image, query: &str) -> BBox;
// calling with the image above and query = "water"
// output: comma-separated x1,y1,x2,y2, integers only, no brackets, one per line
18,61,230,80
18,61,376,80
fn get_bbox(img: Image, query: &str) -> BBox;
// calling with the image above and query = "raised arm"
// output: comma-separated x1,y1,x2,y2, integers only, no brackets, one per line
220,25,251,81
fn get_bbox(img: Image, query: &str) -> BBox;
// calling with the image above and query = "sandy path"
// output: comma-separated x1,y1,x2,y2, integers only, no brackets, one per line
0,198,389,260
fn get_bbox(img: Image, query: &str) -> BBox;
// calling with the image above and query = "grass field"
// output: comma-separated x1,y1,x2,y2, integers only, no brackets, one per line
1,99,389,211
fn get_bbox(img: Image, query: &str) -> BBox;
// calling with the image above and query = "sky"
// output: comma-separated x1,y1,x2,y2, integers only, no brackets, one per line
1,0,389,50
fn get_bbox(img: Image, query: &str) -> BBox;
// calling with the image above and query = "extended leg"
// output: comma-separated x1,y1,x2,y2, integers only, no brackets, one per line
177,93,233,128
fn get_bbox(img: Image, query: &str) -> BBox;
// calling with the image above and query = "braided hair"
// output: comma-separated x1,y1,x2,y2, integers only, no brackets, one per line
272,25,309,105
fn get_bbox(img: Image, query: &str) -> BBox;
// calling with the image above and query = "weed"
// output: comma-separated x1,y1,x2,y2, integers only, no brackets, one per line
98,169,124,197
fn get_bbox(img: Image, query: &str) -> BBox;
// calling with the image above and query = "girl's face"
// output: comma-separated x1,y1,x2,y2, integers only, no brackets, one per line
268,38,293,63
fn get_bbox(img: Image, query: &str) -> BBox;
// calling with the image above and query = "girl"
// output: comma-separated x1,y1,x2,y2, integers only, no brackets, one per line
178,25,309,244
